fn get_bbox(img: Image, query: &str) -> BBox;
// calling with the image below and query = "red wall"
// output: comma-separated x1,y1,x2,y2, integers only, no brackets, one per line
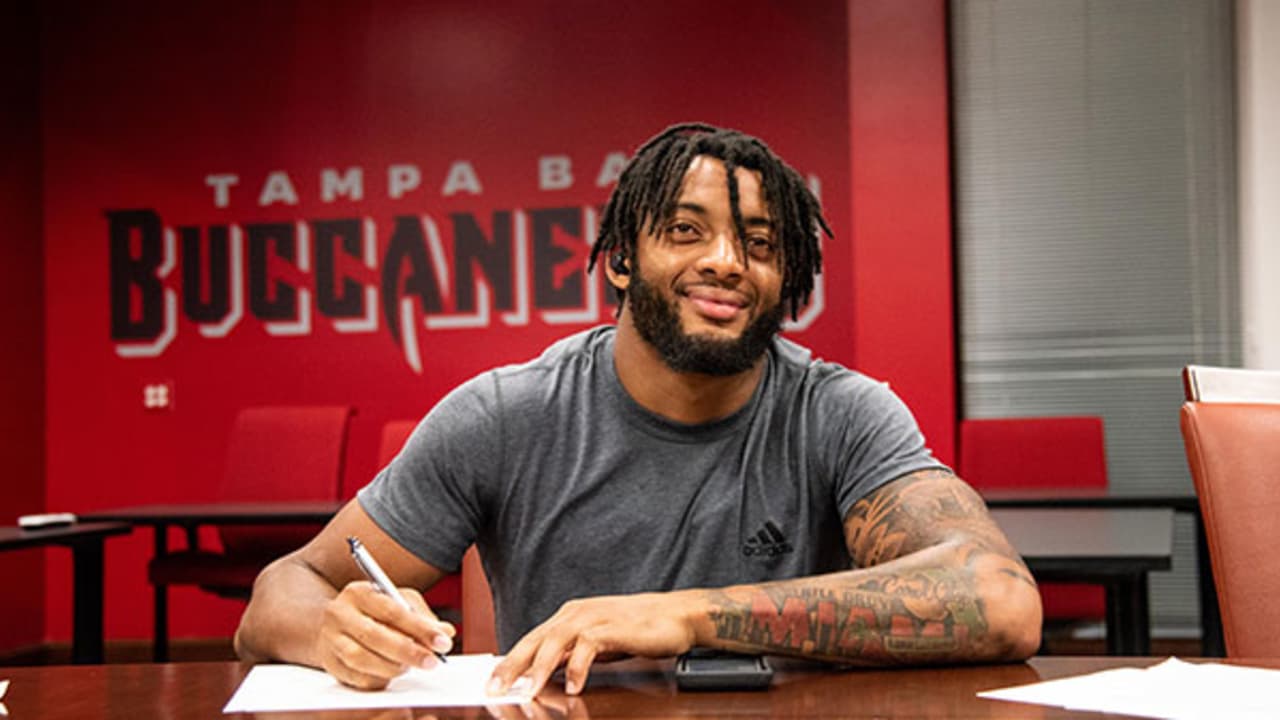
848,1,955,462
0,0,47,655
37,0,953,644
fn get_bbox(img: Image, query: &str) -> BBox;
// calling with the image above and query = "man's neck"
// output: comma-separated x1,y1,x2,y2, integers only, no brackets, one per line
611,313,767,425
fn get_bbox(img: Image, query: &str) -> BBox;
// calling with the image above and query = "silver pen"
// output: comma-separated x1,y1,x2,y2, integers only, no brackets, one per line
347,536,448,663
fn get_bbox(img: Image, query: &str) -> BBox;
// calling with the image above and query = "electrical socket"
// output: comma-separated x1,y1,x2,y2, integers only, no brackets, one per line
143,382,174,410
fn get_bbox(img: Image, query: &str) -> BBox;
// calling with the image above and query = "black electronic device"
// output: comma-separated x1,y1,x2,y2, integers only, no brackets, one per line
674,649,774,691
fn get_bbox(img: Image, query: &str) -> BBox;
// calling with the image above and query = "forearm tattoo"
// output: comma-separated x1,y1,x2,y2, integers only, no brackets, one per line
707,470,1035,662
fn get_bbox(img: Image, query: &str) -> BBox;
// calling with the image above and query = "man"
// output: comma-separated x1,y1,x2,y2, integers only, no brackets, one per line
234,123,1041,697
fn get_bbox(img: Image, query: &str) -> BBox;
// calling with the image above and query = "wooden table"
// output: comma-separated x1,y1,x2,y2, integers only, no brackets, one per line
2,656,1273,719
0,522,132,663
79,502,342,661
992,508,1173,656
984,489,1222,656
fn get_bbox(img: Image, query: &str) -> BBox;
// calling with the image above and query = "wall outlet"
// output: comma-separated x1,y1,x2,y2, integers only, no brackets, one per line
143,382,174,410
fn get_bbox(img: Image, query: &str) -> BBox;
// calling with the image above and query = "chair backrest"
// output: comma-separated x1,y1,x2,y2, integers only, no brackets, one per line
219,405,353,555
1180,365,1280,657
1180,401,1280,656
376,420,419,467
461,546,497,654
958,416,1108,491
1183,364,1280,403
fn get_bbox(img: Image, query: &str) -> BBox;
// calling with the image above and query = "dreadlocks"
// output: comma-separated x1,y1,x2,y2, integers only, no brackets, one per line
589,122,832,320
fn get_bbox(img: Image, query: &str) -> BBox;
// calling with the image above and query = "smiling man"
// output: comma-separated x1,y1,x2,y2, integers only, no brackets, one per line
234,123,1041,698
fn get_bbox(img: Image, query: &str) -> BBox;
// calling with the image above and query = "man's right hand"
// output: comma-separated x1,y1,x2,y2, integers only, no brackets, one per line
234,501,457,679
316,580,456,689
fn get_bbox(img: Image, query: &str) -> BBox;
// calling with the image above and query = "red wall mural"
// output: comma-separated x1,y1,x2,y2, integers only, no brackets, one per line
33,0,953,645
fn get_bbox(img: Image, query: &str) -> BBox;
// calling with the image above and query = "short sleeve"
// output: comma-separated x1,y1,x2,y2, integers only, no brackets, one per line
820,374,950,519
357,373,501,573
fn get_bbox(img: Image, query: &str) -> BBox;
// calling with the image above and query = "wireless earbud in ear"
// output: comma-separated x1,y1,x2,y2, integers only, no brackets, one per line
609,252,630,276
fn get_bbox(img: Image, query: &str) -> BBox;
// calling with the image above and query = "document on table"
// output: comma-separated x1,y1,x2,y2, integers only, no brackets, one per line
979,656,1280,719
1,677,8,716
223,654,532,713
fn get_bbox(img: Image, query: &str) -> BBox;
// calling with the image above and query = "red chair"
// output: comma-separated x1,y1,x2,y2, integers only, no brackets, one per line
460,545,497,654
959,417,1108,624
148,405,353,660
1180,365,1280,656
375,420,467,632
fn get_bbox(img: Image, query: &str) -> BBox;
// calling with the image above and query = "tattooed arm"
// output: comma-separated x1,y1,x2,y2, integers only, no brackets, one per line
487,469,1042,696
703,469,1042,664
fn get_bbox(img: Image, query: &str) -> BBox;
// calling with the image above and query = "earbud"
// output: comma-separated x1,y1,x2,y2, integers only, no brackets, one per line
609,252,629,276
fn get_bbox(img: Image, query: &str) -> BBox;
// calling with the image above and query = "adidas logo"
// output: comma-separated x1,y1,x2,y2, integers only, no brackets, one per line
742,520,794,557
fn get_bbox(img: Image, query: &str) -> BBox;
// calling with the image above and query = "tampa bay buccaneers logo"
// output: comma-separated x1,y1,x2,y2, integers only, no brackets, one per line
107,206,616,372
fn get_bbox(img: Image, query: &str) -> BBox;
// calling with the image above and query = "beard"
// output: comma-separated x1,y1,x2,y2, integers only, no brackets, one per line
626,271,783,376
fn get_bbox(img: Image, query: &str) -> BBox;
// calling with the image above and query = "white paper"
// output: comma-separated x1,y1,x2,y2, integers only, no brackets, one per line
223,654,532,713
0,679,7,698
979,657,1280,720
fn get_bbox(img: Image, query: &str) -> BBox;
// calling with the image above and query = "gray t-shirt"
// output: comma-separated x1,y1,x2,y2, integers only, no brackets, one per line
359,326,943,650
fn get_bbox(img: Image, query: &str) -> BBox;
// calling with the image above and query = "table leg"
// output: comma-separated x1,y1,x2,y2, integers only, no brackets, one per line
1129,575,1150,656
1104,576,1150,656
1104,583,1121,656
153,526,169,663
70,538,107,664
1193,512,1225,656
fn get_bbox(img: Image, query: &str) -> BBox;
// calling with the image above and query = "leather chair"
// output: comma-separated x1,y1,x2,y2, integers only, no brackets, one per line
959,417,1109,624
1180,365,1280,656
147,405,353,660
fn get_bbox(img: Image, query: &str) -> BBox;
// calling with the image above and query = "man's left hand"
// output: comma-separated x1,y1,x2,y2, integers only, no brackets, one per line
486,590,705,696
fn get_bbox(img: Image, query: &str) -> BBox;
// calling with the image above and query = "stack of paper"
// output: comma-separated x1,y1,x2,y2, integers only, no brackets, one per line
223,654,531,713
980,657,1280,719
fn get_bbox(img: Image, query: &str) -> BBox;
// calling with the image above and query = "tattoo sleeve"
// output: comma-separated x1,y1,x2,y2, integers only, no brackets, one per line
706,470,1037,663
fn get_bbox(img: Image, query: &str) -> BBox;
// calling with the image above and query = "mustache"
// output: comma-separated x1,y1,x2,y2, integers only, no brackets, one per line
675,278,755,301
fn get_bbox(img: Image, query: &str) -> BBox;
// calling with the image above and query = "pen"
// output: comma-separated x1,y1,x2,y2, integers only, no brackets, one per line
347,536,448,663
